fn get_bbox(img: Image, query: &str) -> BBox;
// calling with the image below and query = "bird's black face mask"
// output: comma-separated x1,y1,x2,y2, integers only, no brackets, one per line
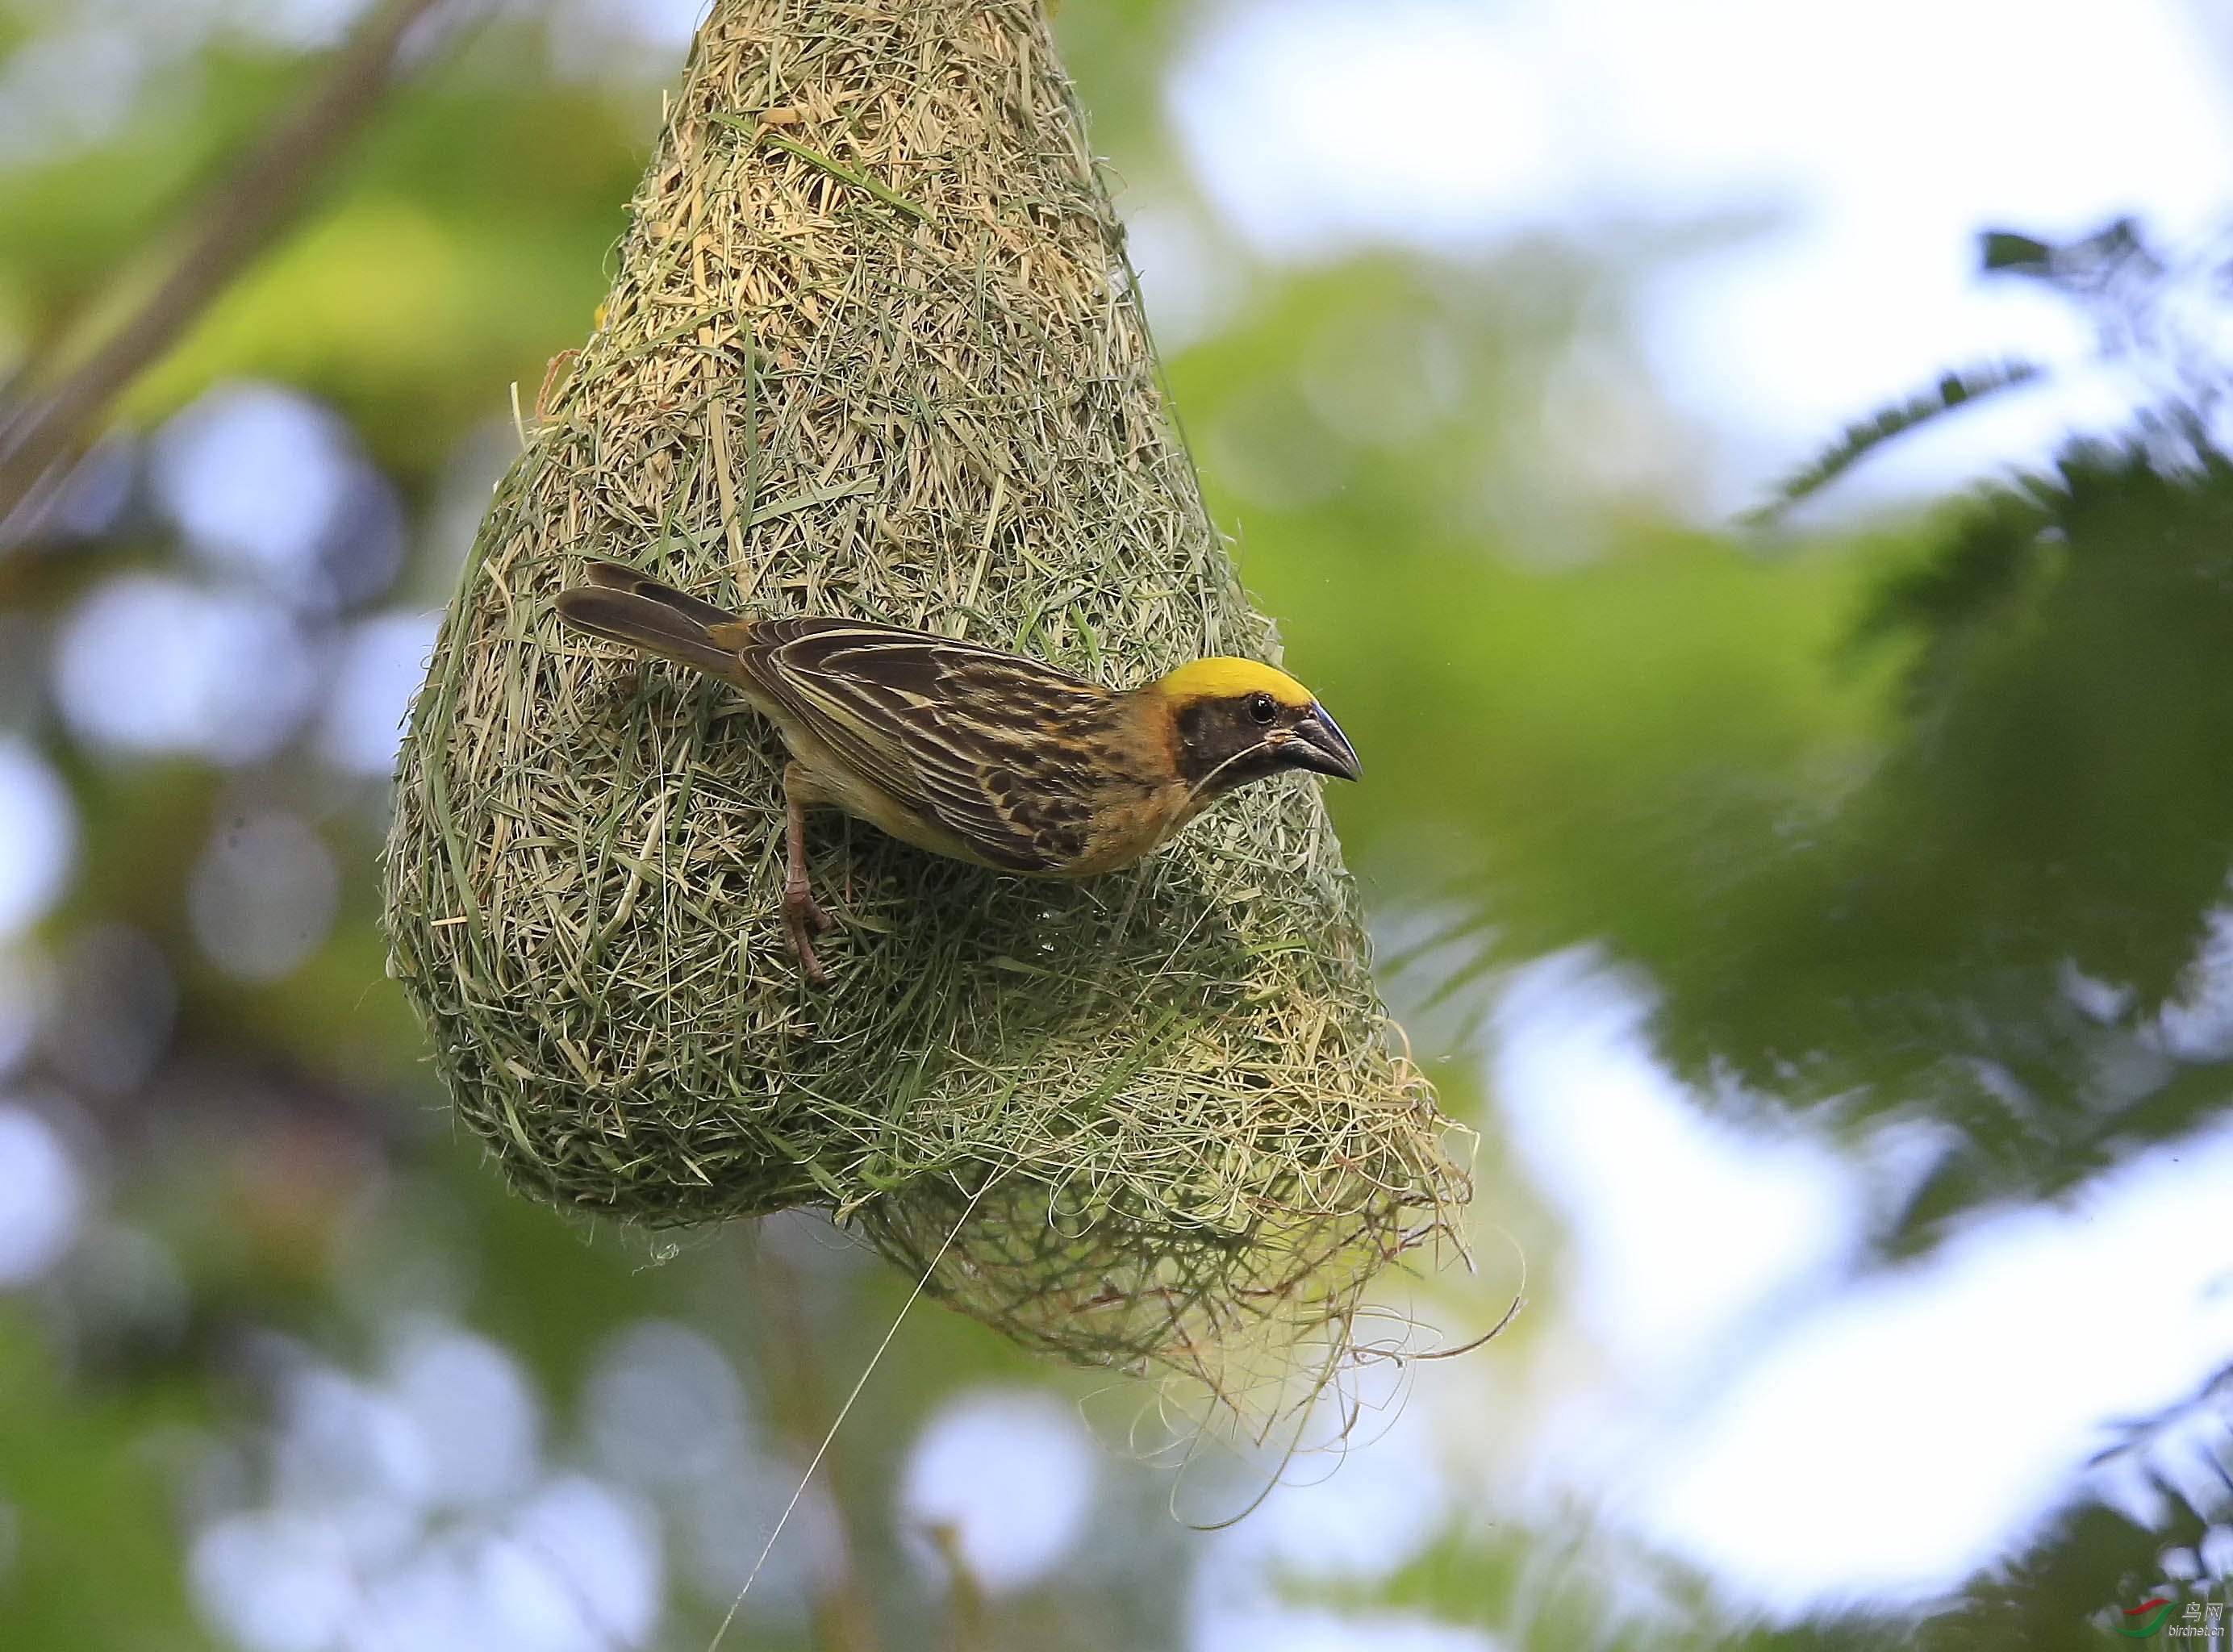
1175,693,1362,800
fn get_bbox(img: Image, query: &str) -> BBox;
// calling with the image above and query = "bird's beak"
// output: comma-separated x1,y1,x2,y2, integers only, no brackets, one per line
1282,703,1363,781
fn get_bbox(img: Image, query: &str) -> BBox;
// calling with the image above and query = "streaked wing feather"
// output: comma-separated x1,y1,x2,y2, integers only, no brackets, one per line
897,670,1108,872
741,628,926,807
737,620,1110,870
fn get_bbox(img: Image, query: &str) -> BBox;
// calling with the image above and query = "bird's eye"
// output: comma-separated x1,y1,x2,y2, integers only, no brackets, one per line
1246,692,1277,724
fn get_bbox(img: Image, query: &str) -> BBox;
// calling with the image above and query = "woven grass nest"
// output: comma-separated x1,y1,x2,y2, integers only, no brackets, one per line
383,0,1470,1409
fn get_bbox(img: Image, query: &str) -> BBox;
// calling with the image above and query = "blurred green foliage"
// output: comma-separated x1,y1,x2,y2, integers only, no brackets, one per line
0,1304,219,1650
1654,442,2233,1245
0,2,2226,1649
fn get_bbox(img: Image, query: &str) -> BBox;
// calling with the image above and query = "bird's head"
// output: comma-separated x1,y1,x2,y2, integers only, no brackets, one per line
1150,657,1363,800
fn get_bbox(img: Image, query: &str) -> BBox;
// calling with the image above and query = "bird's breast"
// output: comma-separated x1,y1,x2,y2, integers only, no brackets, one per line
1050,783,1201,877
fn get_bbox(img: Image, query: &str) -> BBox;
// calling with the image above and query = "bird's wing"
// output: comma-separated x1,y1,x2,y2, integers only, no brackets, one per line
736,619,1112,872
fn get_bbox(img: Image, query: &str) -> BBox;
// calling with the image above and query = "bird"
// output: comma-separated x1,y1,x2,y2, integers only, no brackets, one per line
553,558,1362,986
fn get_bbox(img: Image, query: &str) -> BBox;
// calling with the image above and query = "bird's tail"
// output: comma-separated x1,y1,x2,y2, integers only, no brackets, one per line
552,559,755,681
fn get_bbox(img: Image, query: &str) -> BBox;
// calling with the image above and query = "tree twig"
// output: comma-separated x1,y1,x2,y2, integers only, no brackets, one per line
0,0,460,524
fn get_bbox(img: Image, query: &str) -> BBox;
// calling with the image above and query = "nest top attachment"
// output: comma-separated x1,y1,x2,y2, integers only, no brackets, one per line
383,0,1468,1410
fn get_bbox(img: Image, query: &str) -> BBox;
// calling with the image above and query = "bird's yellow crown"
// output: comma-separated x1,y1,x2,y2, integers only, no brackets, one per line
1152,657,1316,707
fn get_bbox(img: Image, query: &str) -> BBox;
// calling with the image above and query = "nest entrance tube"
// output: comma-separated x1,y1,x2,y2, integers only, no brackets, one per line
383,0,1470,1412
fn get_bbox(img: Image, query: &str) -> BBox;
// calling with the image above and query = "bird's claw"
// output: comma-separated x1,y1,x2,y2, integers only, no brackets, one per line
782,886,833,987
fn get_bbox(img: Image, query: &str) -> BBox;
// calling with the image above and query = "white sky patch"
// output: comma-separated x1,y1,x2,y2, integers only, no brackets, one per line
1483,953,2233,1614
153,383,358,599
583,1320,751,1491
898,1387,1098,1596
0,1103,83,1287
0,27,145,168
319,611,438,778
496,1475,663,1650
1125,199,1250,352
0,743,74,940
1624,1120,2233,1612
579,1316,834,1621
192,1512,357,1652
194,1323,662,1652
227,0,369,49
1491,953,1864,1388
386,1325,545,1512
544,0,712,80
1188,1408,1489,1652
1169,0,2233,511
573,0,708,52
1171,0,1567,254
54,574,319,764
1196,1610,1497,1652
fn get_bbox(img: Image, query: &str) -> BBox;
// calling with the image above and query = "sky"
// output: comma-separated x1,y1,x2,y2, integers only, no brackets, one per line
1484,955,2233,1614
2,0,2231,1641
1163,0,2233,516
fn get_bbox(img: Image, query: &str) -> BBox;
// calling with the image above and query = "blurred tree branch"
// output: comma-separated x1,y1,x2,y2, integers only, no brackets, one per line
0,0,465,528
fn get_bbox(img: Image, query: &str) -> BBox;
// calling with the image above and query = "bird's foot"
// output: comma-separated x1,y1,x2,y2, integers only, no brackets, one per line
782,886,834,987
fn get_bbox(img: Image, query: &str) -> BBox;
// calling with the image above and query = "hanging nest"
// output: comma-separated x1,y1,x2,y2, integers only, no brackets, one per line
383,0,1469,1412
